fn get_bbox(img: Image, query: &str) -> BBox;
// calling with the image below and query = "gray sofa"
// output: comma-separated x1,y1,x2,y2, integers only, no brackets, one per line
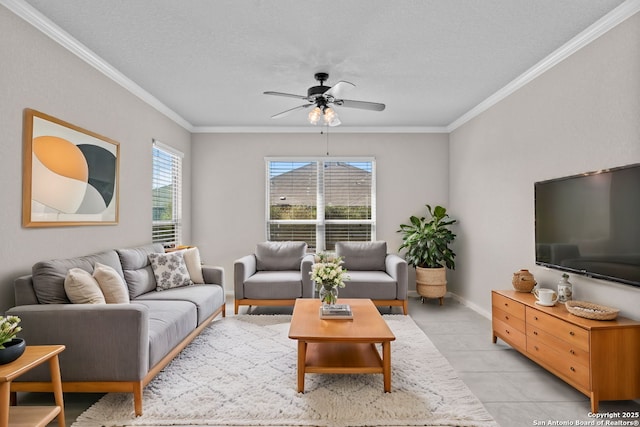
234,241,315,314
6,243,225,416
335,241,409,314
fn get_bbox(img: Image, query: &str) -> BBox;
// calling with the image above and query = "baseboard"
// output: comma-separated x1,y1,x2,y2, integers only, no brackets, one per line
447,292,492,320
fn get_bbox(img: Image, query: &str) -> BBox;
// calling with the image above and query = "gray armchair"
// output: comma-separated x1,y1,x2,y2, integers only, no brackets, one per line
234,241,314,314
335,241,408,314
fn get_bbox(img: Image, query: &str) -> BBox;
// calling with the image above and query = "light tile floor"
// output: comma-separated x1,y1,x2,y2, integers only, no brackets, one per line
17,294,640,426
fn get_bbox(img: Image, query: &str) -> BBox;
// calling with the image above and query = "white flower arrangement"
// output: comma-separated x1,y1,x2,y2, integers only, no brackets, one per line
311,253,349,304
0,315,22,349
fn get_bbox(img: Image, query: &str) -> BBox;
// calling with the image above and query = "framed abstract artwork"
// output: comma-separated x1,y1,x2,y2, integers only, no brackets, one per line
22,109,120,227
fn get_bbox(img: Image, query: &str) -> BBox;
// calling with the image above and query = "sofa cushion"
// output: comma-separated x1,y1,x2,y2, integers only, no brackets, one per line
134,284,224,325
244,271,303,299
336,241,387,271
116,244,165,299
32,250,123,304
64,268,106,304
149,252,193,291
93,262,130,304
256,241,307,271
132,300,197,368
339,271,398,299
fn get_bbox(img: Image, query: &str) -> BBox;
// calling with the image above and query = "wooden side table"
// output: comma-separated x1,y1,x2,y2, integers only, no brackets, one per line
0,345,65,427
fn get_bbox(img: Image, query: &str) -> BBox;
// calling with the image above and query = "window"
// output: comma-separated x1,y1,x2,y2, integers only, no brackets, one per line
266,158,375,252
152,140,183,247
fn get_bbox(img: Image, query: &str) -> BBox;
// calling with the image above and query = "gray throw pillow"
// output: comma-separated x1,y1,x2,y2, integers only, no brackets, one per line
256,241,307,271
335,241,387,271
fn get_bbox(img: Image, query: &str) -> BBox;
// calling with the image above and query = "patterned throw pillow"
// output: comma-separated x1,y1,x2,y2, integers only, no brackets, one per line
148,252,193,291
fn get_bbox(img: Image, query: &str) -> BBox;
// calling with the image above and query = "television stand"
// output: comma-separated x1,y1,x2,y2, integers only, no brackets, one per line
492,290,640,413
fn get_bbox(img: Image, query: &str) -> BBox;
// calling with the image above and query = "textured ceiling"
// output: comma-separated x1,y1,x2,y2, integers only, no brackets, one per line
16,0,629,130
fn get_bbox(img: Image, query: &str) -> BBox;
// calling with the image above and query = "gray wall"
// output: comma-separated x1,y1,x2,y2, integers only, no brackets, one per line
190,132,449,289
449,13,640,319
0,7,192,313
3,3,639,321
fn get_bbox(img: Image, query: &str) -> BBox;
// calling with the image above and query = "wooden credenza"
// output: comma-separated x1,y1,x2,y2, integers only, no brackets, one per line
492,290,640,413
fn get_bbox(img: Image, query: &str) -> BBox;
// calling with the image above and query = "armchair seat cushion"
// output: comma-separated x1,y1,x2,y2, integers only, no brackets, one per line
243,271,303,299
340,271,398,300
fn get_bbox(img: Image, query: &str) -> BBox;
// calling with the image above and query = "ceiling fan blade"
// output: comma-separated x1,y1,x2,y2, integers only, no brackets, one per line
323,81,355,100
271,104,312,119
336,98,386,111
264,91,309,100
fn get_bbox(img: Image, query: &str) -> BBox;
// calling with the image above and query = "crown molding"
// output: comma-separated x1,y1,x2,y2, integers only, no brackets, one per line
446,0,640,132
4,0,638,135
191,126,448,134
1,0,194,132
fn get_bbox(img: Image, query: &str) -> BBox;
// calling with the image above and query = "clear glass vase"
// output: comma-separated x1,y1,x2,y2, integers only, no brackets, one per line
319,285,338,306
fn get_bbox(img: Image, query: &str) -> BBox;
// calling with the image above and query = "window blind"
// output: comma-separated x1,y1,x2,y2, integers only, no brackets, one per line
266,158,375,251
152,141,183,247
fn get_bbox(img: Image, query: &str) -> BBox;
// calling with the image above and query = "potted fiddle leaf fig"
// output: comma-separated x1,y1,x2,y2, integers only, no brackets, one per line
398,204,457,305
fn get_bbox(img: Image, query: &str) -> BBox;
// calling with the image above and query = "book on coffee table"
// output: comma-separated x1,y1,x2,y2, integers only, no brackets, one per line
319,303,353,319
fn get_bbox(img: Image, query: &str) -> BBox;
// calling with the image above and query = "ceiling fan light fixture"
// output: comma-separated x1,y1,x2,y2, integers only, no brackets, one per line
323,107,336,124
308,107,322,125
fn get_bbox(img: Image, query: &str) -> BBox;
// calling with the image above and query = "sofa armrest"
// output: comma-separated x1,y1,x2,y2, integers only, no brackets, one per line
233,254,257,299
201,265,224,286
385,254,408,300
301,253,316,298
5,303,150,382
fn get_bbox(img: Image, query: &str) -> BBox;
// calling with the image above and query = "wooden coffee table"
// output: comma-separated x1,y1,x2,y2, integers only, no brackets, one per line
288,298,395,393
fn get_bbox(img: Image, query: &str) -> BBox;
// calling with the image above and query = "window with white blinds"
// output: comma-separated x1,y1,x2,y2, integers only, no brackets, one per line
266,158,375,252
152,141,183,247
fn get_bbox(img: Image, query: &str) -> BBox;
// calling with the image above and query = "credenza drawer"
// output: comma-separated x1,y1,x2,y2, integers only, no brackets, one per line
527,324,590,368
526,307,589,351
493,307,525,333
492,292,525,320
493,318,526,351
527,335,590,390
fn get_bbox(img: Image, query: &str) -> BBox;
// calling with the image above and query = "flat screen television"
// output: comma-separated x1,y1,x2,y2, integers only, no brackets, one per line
535,163,640,288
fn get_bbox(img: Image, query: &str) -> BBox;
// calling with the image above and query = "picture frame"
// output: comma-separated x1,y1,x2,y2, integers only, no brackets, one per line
22,109,120,227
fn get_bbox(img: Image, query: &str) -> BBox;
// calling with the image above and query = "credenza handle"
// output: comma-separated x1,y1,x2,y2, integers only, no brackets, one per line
569,331,575,336
534,316,538,320
569,349,575,355
570,367,576,372
534,346,539,351
533,331,538,335
506,329,510,334
505,315,509,320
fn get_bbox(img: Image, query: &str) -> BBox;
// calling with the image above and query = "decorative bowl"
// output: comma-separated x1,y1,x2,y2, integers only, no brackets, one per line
0,338,26,365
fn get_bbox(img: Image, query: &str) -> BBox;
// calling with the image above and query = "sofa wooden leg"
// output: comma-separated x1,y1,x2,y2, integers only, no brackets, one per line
234,300,239,315
403,300,408,315
133,381,143,416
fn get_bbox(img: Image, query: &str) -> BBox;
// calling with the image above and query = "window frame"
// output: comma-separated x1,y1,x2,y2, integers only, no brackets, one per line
265,156,376,252
152,140,183,247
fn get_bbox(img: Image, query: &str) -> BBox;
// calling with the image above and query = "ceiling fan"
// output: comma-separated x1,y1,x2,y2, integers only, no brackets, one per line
264,72,385,126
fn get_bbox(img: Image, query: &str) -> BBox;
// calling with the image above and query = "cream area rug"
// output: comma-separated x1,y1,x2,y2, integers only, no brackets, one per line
72,315,497,427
